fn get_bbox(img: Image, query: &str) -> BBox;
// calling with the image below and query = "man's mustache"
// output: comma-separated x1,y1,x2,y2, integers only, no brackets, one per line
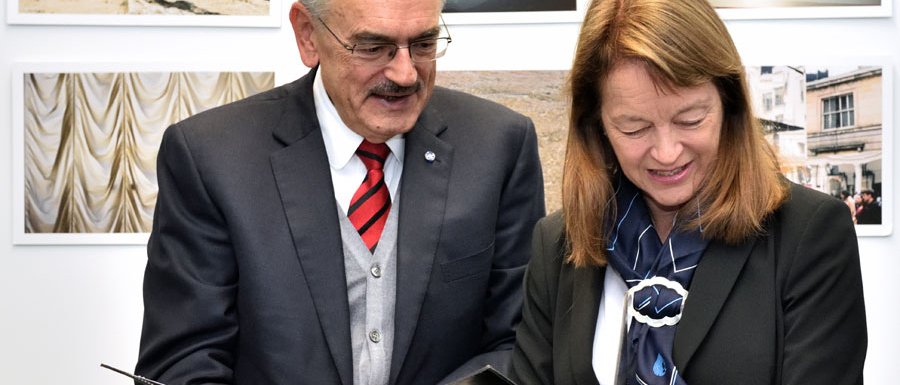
370,81,422,96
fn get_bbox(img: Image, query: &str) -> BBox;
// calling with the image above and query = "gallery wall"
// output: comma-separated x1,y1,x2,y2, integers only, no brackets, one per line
1,0,898,384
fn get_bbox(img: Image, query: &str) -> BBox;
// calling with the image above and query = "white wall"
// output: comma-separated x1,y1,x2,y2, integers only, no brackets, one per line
1,1,897,384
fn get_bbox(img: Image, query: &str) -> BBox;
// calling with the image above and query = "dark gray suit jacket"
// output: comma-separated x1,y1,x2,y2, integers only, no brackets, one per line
136,69,546,385
511,183,867,385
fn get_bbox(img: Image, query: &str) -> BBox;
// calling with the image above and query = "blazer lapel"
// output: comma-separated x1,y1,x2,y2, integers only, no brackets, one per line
389,105,453,383
270,70,354,385
564,240,753,385
673,237,757,370
567,265,604,385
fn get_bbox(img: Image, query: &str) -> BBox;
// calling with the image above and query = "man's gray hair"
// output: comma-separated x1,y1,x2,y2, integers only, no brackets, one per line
297,0,446,19
297,0,330,18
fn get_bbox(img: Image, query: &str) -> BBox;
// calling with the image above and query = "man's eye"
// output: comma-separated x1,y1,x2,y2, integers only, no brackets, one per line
355,44,391,57
411,40,437,51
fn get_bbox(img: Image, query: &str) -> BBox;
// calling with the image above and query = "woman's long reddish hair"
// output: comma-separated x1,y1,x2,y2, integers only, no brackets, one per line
563,0,788,267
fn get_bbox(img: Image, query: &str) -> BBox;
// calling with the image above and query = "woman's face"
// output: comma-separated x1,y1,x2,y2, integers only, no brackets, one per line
600,60,723,219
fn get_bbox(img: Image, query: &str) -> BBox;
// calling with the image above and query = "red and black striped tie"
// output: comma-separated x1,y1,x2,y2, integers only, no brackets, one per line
348,140,391,252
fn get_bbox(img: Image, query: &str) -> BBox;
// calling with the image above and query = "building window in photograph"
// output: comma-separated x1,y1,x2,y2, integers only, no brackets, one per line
822,93,854,129
763,92,774,112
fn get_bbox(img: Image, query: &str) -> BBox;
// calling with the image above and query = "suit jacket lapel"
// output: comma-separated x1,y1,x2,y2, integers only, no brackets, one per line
567,265,605,385
673,237,757,370
389,105,453,383
270,70,354,385
564,239,754,384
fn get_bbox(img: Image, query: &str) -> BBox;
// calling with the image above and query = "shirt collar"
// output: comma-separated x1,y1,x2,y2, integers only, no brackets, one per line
313,69,405,170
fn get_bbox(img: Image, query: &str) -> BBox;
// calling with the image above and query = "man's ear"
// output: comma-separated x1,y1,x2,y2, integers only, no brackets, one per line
290,2,320,68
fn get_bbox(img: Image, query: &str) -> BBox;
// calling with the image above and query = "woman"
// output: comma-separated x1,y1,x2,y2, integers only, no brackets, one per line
510,0,867,384
841,190,857,224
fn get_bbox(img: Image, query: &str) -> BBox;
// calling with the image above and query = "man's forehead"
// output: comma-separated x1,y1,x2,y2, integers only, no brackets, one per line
332,0,443,17
333,1,442,40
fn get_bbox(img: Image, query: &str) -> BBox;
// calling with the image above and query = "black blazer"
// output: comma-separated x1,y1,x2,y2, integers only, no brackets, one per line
511,183,867,385
136,69,546,385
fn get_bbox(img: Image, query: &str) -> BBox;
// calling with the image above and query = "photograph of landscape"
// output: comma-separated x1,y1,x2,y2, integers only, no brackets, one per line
17,0,269,16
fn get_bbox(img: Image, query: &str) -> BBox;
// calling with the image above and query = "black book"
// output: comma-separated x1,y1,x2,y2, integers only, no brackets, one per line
449,365,517,385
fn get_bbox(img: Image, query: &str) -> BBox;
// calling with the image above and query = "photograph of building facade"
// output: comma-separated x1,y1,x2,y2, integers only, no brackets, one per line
746,66,809,185
746,65,883,225
806,67,883,216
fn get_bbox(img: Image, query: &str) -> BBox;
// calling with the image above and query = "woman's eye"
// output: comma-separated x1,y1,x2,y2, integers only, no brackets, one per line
621,126,650,136
676,114,707,127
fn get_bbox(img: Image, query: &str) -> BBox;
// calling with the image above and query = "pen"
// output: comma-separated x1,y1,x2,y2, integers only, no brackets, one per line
100,363,167,385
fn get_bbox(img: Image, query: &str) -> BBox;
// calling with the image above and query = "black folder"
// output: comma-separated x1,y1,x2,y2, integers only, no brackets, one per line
449,365,517,385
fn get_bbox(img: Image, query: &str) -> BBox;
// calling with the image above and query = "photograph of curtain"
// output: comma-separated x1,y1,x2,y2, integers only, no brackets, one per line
23,71,274,234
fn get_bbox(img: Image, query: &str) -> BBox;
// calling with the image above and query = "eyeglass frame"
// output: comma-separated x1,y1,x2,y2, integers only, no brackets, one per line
315,15,452,65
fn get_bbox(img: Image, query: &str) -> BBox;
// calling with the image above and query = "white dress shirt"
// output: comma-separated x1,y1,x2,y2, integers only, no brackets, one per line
313,70,404,213
593,267,628,385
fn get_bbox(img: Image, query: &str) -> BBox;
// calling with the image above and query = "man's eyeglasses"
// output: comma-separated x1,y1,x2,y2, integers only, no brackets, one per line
316,16,452,66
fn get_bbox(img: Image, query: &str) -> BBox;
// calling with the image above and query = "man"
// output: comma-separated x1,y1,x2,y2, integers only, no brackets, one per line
856,189,881,224
135,0,545,384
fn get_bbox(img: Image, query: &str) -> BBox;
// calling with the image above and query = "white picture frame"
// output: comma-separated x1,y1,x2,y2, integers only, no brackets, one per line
11,62,276,245
6,0,283,28
714,0,891,20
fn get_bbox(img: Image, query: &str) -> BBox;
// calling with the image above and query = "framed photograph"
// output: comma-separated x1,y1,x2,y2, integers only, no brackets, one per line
713,0,892,20
744,63,892,236
6,0,282,27
12,62,276,245
442,0,586,24
436,70,569,212
437,65,892,238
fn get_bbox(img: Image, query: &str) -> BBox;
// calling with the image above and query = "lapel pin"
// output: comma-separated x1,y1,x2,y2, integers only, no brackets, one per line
424,150,436,163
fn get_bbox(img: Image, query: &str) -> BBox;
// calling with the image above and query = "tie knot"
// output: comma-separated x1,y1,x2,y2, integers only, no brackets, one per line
356,140,390,171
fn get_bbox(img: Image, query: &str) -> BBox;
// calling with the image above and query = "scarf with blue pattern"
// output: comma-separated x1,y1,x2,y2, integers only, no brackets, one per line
606,177,708,385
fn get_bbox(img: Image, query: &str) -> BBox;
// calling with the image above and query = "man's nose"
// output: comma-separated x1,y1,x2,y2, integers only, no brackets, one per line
383,47,418,86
